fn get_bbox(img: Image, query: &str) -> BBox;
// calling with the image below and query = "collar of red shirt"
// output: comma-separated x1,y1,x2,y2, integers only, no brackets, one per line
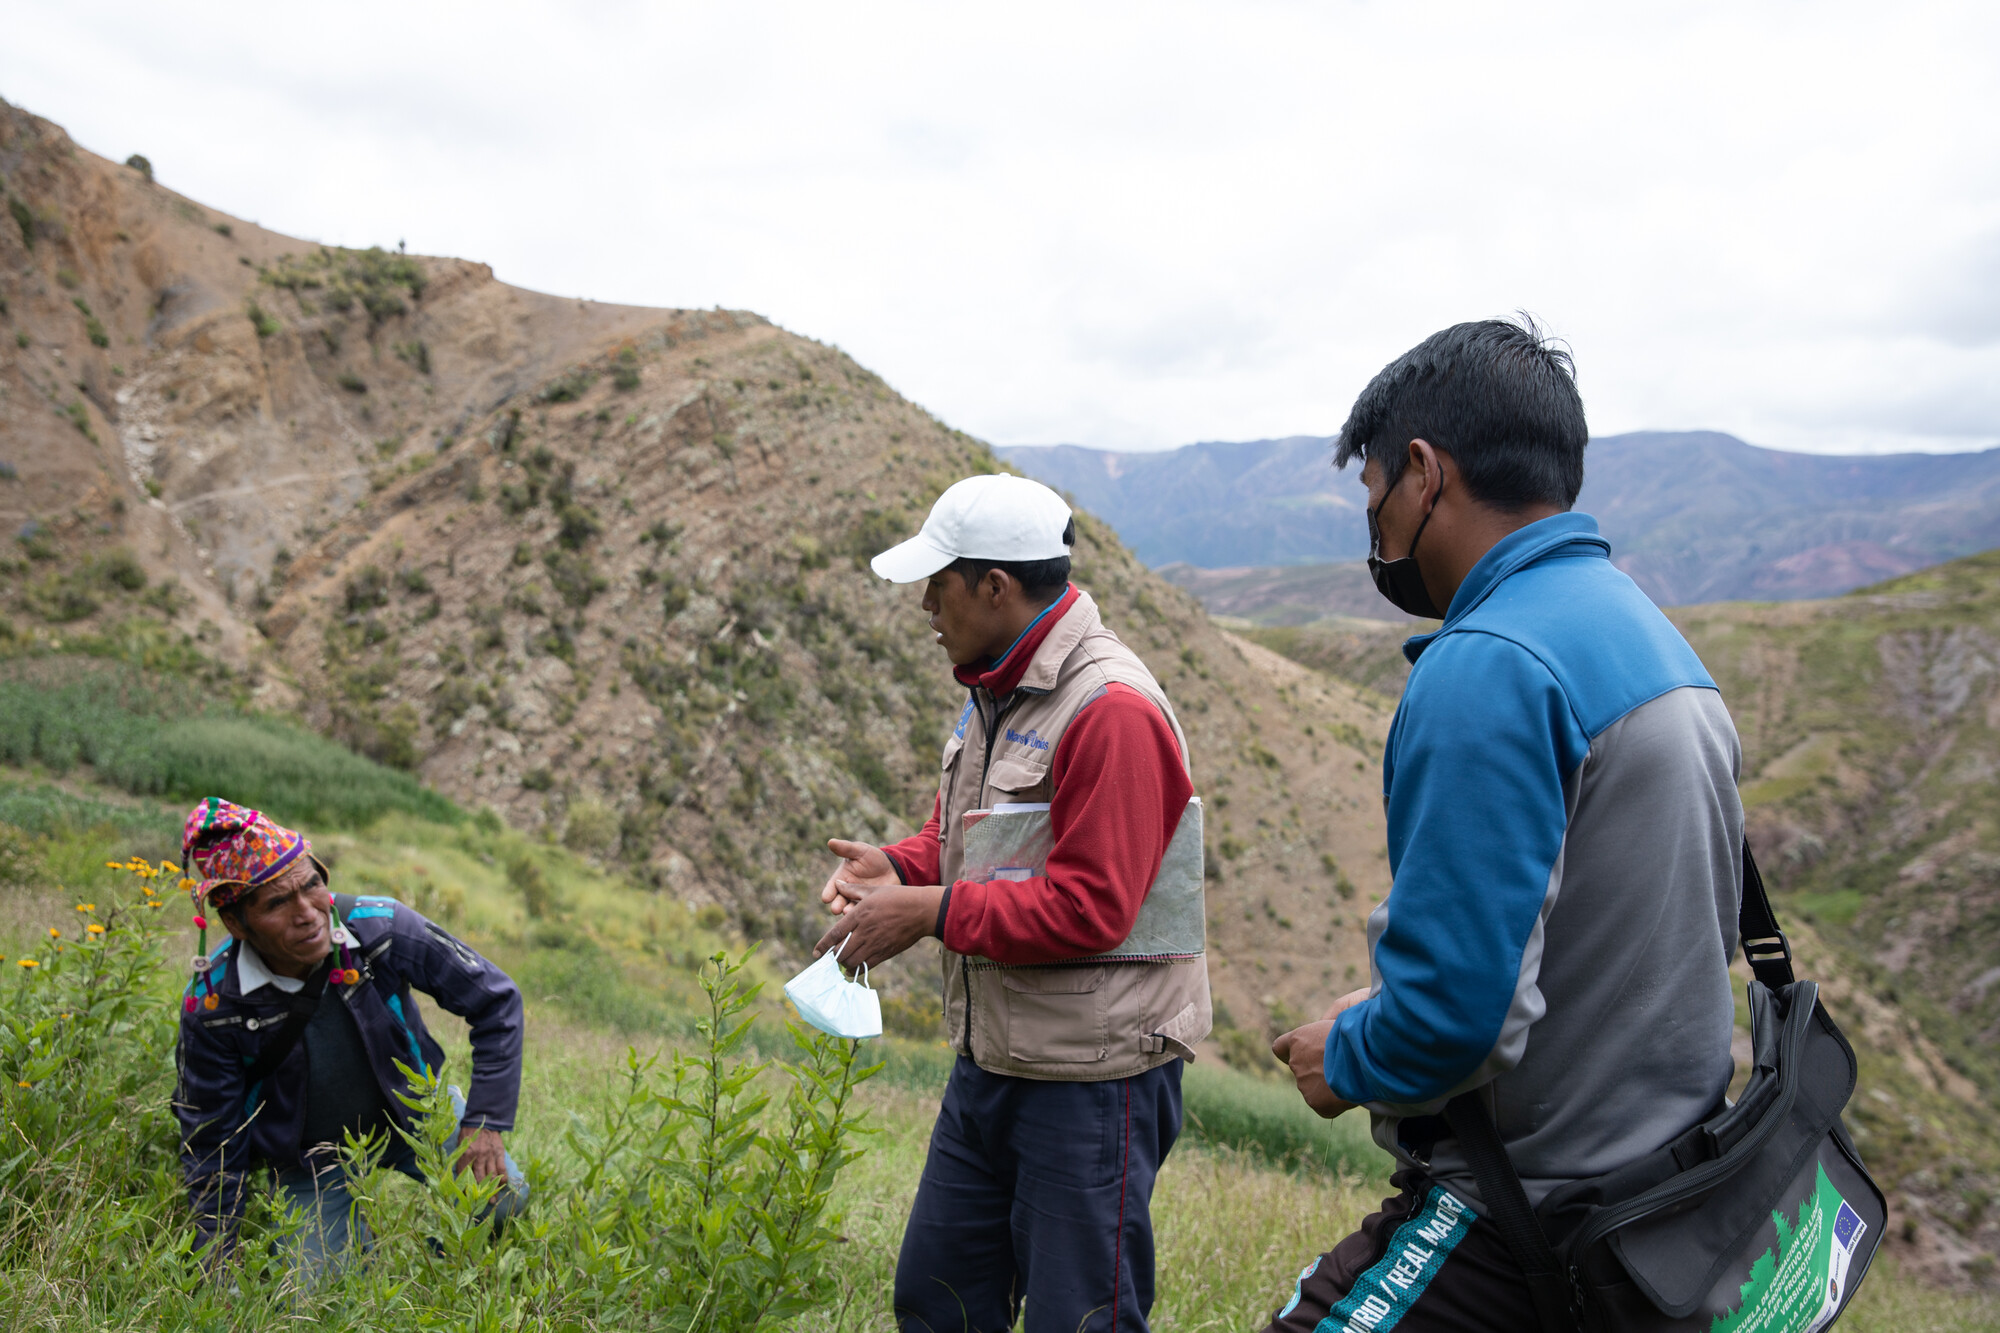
952,583,1080,698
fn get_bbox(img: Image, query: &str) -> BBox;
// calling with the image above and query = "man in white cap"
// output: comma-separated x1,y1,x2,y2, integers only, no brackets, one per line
814,472,1212,1333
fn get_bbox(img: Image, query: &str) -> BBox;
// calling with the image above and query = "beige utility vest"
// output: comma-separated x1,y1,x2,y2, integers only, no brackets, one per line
936,592,1212,1081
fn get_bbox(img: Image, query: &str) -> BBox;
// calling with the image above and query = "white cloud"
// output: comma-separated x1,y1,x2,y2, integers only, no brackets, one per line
3,0,1995,453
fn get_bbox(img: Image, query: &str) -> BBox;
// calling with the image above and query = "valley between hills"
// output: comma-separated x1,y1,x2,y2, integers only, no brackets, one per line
3,93,1999,1289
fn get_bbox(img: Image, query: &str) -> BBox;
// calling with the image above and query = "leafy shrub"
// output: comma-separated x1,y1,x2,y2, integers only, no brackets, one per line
536,368,596,403
507,851,554,917
562,799,619,858
124,153,153,182
246,301,280,338
344,565,389,611
555,501,601,550
0,861,180,1265
96,549,147,592
544,550,607,609
8,197,32,248
498,479,538,515
212,222,232,238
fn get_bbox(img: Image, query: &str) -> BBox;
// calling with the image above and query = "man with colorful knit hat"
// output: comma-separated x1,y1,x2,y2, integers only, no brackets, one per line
813,474,1211,1333
173,798,527,1273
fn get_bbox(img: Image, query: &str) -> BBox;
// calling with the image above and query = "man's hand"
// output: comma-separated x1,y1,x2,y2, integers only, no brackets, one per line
1271,1022,1357,1119
1322,986,1372,1023
813,882,946,970
819,839,902,916
1271,989,1372,1120
458,1126,508,1182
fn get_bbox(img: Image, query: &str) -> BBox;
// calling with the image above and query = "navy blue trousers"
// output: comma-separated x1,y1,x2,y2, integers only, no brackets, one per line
894,1055,1184,1333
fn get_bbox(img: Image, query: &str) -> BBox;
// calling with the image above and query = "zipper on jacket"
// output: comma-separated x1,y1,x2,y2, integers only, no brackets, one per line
960,685,1024,1055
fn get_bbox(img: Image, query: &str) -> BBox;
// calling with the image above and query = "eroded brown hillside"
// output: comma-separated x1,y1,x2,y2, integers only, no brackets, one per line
0,97,1392,1065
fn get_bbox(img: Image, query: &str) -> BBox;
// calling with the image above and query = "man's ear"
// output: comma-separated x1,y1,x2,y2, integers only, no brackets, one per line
1405,439,1444,503
981,568,1012,606
217,904,248,943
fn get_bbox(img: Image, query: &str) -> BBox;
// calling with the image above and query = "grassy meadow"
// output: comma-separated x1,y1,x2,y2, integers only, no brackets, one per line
0,666,1993,1328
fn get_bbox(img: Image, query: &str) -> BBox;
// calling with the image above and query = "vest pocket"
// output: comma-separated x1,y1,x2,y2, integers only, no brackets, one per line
999,965,1107,1065
986,753,1053,803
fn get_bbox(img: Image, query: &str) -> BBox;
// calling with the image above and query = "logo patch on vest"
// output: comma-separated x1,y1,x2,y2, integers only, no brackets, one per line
1003,727,1050,752
954,700,974,740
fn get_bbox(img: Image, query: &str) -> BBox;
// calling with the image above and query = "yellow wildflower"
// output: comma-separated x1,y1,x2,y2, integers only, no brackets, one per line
47,928,60,939
17,959,38,969
15,1082,28,1089
75,903,96,914
104,861,122,870
87,923,106,936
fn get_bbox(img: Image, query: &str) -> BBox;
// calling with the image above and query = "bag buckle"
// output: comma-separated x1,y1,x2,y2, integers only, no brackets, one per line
1742,933,1791,967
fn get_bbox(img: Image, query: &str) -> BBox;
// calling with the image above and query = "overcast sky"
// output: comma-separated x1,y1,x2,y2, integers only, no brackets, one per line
5,1,1996,455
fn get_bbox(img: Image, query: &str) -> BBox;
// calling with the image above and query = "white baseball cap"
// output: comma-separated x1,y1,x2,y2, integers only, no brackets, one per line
870,473,1074,584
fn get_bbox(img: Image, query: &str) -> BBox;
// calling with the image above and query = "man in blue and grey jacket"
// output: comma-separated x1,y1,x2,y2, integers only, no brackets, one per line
1265,321,1744,1332
173,798,527,1273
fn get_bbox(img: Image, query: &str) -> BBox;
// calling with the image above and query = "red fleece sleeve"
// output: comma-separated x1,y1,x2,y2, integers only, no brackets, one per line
942,684,1193,964
881,793,943,886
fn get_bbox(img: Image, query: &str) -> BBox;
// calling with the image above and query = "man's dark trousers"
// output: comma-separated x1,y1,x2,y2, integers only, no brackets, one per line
894,1054,1183,1333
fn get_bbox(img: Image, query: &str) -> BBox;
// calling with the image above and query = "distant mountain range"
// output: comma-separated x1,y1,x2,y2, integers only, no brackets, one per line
1000,432,2000,603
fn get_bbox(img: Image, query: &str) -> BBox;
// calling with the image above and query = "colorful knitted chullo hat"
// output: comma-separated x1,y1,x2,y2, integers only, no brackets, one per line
181,798,321,910
179,799,344,1010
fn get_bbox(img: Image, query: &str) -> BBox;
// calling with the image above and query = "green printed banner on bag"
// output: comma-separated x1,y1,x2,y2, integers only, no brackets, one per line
1711,1164,1870,1333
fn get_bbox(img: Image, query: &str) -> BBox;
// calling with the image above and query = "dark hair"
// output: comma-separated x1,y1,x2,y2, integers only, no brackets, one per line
1332,316,1587,510
950,518,1075,602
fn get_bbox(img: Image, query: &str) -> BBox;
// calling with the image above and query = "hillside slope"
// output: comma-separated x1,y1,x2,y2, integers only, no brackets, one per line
0,96,1390,1059
1003,432,2000,603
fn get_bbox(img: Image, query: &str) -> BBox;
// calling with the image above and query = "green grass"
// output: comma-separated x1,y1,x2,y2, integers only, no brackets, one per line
1,753,1992,1328
0,666,458,828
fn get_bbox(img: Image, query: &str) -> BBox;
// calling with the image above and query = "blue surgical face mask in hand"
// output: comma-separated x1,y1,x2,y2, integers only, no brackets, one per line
783,938,883,1040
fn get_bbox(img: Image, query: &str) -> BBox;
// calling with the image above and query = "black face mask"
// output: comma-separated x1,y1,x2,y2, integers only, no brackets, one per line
1366,478,1444,620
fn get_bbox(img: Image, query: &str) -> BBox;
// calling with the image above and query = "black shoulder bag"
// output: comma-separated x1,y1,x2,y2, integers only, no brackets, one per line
1445,842,1887,1333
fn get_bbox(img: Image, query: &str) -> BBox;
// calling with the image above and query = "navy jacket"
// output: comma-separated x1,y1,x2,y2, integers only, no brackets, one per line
173,895,523,1250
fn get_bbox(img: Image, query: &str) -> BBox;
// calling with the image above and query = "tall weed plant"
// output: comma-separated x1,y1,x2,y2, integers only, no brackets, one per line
0,860,879,1330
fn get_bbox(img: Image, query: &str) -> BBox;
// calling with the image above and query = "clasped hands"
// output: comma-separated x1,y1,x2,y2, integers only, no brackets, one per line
811,838,945,970
1269,988,1371,1119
